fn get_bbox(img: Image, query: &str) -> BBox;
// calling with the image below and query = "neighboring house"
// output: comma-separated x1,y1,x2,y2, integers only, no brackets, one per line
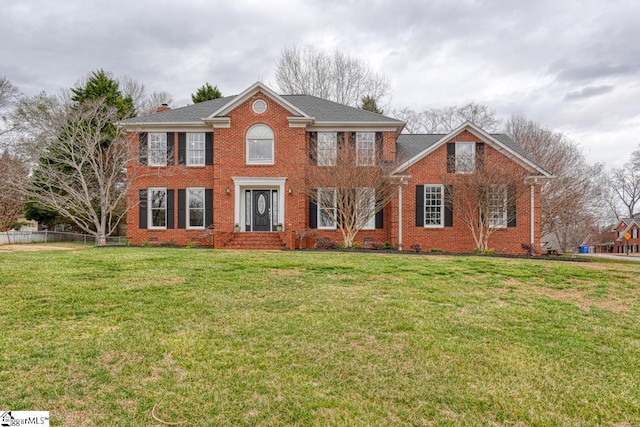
612,215,640,254
120,82,552,253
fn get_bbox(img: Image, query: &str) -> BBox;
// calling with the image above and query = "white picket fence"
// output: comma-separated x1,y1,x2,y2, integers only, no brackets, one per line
0,230,127,246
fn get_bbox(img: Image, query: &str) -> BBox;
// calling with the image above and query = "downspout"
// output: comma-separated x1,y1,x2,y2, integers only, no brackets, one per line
530,183,535,253
398,182,403,251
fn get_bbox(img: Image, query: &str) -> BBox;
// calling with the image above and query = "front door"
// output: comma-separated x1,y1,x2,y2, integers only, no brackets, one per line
252,190,271,231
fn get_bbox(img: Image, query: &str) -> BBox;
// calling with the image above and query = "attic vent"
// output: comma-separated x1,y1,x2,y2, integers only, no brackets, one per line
252,99,267,114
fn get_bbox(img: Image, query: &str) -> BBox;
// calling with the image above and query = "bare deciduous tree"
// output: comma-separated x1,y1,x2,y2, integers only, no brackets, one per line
441,155,529,253
298,133,398,247
1,76,21,147
0,150,26,231
22,99,134,246
115,75,173,117
393,103,500,134
275,45,391,108
505,114,604,251
607,155,640,219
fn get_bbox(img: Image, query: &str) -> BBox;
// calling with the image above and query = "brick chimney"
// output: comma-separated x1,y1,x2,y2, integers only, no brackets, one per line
156,103,170,113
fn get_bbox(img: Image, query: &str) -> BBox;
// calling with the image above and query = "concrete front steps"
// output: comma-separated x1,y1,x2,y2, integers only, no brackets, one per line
224,232,287,250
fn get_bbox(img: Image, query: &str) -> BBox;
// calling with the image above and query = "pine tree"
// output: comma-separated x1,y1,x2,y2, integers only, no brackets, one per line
191,83,222,103
360,95,383,114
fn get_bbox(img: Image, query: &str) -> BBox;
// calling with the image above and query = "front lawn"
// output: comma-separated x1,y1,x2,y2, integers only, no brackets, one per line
0,247,639,426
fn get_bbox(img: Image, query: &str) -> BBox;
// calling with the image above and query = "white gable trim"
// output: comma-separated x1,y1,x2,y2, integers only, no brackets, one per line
206,82,311,119
393,121,553,177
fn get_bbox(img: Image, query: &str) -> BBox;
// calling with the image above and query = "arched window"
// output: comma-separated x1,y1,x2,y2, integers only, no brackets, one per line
246,124,274,164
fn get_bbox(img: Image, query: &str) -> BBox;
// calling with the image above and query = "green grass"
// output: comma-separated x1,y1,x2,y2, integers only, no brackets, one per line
1,247,639,426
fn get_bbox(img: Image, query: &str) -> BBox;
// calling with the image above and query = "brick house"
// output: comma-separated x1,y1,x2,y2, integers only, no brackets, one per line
120,82,552,253
612,216,640,254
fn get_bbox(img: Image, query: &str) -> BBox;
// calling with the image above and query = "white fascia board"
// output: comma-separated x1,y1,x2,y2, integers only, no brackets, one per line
207,82,311,119
288,116,315,128
202,117,231,128
310,121,403,129
119,122,210,132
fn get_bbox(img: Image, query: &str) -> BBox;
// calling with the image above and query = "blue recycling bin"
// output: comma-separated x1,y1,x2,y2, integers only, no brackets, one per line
579,245,588,254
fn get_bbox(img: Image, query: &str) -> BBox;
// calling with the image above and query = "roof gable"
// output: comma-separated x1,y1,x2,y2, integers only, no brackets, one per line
207,82,310,119
394,121,552,177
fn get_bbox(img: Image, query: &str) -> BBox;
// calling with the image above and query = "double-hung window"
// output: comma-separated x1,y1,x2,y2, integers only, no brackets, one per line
317,132,337,166
424,185,444,227
318,187,337,229
357,187,376,229
149,188,167,228
489,185,507,228
149,133,167,166
187,133,205,166
633,228,639,239
246,124,274,164
187,188,205,228
455,142,475,173
356,132,375,166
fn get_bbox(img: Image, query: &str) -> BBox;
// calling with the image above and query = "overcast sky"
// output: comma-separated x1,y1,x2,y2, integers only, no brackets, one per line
3,0,639,168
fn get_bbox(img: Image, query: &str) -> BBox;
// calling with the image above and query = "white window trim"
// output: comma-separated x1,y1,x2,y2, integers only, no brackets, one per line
246,124,274,165
318,187,337,230
358,187,376,230
186,187,205,229
424,184,445,228
148,187,167,229
489,185,508,228
317,132,337,166
455,142,475,174
356,132,375,166
148,133,167,167
186,133,206,167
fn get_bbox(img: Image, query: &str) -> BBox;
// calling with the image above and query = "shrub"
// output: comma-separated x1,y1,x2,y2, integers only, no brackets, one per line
186,242,197,249
383,241,396,250
410,244,422,253
521,242,534,255
371,242,386,250
430,248,443,253
316,238,338,249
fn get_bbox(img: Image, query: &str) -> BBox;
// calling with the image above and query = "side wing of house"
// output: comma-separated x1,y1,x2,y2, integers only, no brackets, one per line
392,122,552,254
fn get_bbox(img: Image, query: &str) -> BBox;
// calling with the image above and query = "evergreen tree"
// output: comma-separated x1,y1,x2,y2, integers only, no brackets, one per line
360,95,383,114
191,83,222,103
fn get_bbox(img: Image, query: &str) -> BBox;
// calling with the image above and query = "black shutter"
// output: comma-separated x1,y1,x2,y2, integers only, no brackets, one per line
375,208,384,229
205,189,213,227
476,142,484,171
178,133,186,165
507,185,516,227
205,133,213,165
375,132,383,164
444,185,453,227
308,132,317,165
139,133,148,165
415,185,424,226
166,190,175,229
447,143,455,173
177,189,186,228
166,133,175,165
309,190,317,229
138,190,147,229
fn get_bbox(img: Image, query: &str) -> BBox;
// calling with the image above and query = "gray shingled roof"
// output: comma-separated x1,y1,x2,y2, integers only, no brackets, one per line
396,134,444,161
284,95,403,123
120,93,402,125
119,96,237,124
